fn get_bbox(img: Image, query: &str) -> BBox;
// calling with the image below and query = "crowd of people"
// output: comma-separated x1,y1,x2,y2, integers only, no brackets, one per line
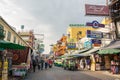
31,55,53,72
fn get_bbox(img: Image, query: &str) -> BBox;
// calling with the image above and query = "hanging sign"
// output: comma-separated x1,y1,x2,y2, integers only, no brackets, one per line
86,21,105,28
87,30,103,38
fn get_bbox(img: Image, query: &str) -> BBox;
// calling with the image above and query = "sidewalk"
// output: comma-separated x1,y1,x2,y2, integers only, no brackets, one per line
98,70,120,78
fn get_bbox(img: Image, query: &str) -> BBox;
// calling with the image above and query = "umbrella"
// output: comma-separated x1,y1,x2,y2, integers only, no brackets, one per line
0,40,25,50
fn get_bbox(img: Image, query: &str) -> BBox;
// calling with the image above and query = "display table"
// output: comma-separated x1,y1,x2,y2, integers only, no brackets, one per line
12,65,29,77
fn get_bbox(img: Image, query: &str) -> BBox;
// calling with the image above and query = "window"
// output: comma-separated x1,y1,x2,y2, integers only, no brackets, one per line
7,31,11,41
13,36,16,43
77,31,82,40
18,40,20,44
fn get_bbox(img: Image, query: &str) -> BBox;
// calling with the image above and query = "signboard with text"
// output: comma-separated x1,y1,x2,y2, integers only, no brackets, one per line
85,4,109,16
86,21,105,28
67,43,78,50
84,41,92,49
87,30,103,38
91,39,101,44
91,39,101,47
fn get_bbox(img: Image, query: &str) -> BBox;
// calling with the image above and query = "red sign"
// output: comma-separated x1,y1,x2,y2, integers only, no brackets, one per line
93,44,101,47
85,4,109,16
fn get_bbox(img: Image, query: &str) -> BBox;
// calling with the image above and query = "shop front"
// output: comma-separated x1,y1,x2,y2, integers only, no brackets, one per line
98,48,120,74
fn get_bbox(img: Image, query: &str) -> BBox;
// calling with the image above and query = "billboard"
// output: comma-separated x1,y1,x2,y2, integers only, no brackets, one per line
87,30,103,38
85,4,109,16
91,39,101,44
67,43,78,50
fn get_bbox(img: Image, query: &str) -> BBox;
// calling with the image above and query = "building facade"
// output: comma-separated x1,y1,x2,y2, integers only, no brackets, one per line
67,24,97,43
109,0,120,39
0,16,28,46
18,30,35,48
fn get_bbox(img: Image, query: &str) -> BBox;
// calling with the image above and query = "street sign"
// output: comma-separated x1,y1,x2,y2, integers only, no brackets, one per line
86,21,105,28
87,30,103,38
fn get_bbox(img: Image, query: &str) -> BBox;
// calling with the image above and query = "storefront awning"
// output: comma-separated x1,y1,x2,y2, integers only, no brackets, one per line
73,48,91,54
98,48,120,54
103,40,120,49
80,48,99,56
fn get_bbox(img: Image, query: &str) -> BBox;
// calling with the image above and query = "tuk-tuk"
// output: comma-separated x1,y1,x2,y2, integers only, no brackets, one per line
63,58,76,71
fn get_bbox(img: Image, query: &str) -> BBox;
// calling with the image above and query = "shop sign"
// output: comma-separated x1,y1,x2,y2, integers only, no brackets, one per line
69,24,85,26
91,39,101,44
67,43,78,50
93,44,101,47
87,30,103,38
86,21,105,28
85,4,109,16
84,41,92,48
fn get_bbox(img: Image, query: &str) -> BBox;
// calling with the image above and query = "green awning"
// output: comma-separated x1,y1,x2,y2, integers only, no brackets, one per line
0,40,25,50
98,49,120,54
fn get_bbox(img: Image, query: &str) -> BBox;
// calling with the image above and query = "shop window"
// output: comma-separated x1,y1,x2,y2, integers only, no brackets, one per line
77,31,82,40
7,31,11,41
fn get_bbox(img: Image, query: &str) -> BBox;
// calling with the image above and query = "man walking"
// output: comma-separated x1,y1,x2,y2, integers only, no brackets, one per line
32,59,37,72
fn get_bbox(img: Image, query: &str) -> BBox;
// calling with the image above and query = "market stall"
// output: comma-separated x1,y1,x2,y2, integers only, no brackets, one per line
98,48,120,74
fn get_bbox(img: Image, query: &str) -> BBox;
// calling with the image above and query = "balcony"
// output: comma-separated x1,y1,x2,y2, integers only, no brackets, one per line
0,29,5,40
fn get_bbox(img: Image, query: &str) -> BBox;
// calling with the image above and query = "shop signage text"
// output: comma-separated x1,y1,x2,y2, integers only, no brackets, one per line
87,30,103,38
85,4,109,16
86,21,105,28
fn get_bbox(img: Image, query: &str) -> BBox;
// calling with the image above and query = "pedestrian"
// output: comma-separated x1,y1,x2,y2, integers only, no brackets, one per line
32,59,37,72
44,59,48,69
36,56,40,70
40,59,44,70
86,58,91,70
48,59,53,68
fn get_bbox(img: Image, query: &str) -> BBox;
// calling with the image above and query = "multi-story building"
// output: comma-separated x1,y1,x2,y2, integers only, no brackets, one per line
67,24,97,43
18,30,35,48
0,16,28,46
109,0,120,39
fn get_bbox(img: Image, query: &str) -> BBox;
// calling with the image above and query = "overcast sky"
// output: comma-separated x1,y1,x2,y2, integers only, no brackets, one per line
0,0,106,54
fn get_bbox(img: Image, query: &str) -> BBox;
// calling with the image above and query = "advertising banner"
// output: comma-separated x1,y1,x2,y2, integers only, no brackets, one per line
91,39,101,47
91,39,101,44
67,43,78,50
85,4,109,16
87,30,103,38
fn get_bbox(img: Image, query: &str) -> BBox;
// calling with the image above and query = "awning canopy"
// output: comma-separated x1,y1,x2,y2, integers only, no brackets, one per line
103,40,120,49
73,48,91,54
0,40,25,50
80,48,99,56
98,48,120,54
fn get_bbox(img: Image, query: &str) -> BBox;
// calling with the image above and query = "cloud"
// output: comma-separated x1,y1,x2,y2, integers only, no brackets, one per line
0,0,106,54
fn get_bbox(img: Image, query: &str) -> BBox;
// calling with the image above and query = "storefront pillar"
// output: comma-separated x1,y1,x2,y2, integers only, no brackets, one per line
2,59,8,80
90,54,96,71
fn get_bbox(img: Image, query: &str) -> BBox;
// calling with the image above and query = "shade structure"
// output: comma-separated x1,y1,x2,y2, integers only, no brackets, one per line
81,48,99,56
102,40,120,49
98,49,120,54
0,40,25,50
71,54,86,57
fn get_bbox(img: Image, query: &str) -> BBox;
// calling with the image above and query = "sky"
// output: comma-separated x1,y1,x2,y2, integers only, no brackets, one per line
0,0,106,54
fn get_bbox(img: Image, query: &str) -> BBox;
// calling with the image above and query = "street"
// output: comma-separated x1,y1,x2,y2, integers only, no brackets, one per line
24,67,120,80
